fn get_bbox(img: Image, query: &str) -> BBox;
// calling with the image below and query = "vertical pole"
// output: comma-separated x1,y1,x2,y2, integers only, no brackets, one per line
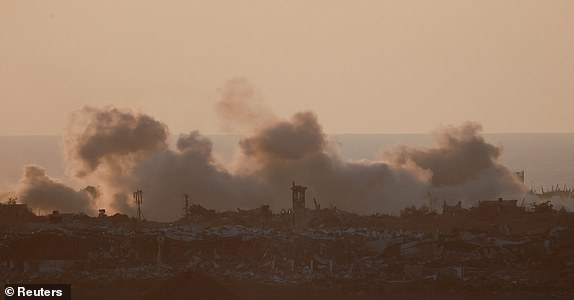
133,190,143,222
183,193,190,219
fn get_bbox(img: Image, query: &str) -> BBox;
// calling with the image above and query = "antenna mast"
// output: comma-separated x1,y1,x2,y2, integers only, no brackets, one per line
133,189,143,222
183,193,190,219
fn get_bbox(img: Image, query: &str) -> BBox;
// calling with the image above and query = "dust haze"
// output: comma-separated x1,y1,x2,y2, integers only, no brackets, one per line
9,80,525,221
16,165,96,214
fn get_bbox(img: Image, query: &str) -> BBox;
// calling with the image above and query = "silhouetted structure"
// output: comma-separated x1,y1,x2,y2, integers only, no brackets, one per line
442,200,465,216
531,200,554,213
530,184,574,199
313,198,320,210
291,181,307,209
133,189,143,222
183,193,190,219
291,181,308,229
0,202,30,219
478,197,525,213
49,210,74,223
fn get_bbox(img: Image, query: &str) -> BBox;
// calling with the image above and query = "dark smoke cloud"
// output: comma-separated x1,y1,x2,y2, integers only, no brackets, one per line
64,106,424,219
176,131,214,157
17,165,95,214
66,107,169,177
63,107,170,216
64,106,269,220
9,81,524,220
235,111,431,214
386,123,501,186
129,136,269,220
56,103,524,220
385,122,525,205
239,112,327,162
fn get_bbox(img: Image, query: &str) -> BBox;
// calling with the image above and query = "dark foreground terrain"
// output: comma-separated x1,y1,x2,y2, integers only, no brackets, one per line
69,271,570,300
2,206,574,299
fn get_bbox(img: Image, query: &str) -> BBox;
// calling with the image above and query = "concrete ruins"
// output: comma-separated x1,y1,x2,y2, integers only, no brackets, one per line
291,182,308,229
1,189,574,299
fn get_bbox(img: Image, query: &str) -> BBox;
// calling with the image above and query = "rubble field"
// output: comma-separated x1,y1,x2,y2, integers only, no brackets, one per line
2,207,574,299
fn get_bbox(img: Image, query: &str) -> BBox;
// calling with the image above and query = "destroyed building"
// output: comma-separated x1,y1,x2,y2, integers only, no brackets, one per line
49,210,75,224
291,181,308,229
477,198,525,213
0,202,31,220
442,201,465,216
1,181,574,299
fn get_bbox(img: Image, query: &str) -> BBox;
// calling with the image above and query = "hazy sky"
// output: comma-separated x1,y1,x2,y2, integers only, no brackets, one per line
1,1,573,135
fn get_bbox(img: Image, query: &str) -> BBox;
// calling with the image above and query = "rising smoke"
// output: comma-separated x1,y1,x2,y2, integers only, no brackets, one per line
65,106,169,178
16,165,95,214
384,123,526,206
60,106,271,220
386,123,506,186
10,80,526,221
215,78,276,133
235,111,432,214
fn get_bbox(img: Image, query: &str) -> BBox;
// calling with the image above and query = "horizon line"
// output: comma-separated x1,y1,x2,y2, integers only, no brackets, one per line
2,131,574,137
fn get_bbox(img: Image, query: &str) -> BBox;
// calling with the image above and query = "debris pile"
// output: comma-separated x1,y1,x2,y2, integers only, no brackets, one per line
1,208,574,297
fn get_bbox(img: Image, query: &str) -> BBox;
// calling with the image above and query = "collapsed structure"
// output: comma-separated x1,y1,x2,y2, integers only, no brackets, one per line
1,199,574,298
0,202,30,220
291,182,308,229
442,201,463,216
477,198,525,213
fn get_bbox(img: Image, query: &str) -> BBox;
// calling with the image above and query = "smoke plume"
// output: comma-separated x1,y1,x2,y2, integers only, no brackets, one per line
65,106,169,177
61,106,269,220
124,130,269,221
8,82,526,221
58,104,524,220
239,112,326,162
215,78,276,133
385,123,525,205
16,165,95,214
236,111,432,213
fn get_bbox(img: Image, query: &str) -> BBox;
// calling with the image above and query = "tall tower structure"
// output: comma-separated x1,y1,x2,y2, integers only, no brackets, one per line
183,193,190,219
291,181,308,229
133,189,143,222
291,181,307,209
